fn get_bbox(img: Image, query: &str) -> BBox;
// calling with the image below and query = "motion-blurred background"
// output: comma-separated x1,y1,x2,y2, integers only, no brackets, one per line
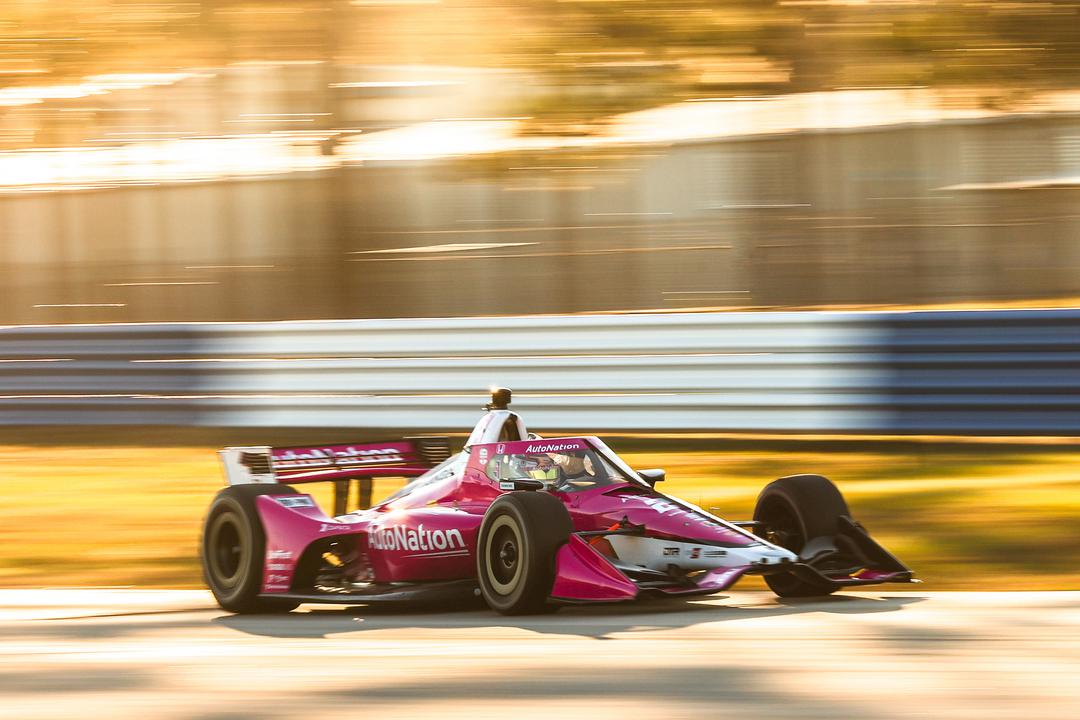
3,0,1080,321
0,1,1078,590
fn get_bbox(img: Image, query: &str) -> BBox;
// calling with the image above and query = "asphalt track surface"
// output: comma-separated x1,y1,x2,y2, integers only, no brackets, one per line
2,590,1078,719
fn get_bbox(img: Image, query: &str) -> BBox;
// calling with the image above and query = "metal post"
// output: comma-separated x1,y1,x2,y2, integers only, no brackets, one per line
333,480,351,516
358,478,373,510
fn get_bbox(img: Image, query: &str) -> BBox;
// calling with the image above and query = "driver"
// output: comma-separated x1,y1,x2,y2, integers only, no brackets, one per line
553,450,594,480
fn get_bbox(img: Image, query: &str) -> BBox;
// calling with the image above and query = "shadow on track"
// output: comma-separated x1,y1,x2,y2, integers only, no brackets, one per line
324,664,861,718
214,593,928,640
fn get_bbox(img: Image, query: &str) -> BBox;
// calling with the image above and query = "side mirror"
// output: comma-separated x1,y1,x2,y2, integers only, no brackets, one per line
638,469,665,487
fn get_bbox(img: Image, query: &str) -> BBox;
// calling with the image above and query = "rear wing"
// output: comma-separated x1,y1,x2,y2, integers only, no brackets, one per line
219,436,453,486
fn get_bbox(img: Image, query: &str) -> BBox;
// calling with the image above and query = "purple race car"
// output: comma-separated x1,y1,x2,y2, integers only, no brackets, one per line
202,388,915,615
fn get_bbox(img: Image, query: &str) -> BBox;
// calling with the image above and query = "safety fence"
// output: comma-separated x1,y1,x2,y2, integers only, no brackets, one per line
0,309,1077,434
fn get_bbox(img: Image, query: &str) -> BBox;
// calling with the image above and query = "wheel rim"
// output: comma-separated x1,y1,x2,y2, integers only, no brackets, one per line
758,499,804,554
208,511,248,588
485,515,524,595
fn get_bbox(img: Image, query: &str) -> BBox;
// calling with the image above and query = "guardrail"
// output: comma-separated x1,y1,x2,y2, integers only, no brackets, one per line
1,309,1078,434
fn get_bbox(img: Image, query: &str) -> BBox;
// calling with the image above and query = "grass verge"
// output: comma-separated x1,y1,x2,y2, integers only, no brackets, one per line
1,427,1077,590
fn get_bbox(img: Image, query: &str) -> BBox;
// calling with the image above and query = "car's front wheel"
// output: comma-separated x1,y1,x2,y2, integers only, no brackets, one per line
476,492,573,615
201,484,301,614
753,474,848,598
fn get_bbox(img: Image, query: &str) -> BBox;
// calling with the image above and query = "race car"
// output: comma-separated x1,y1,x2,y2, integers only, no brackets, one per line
202,388,915,615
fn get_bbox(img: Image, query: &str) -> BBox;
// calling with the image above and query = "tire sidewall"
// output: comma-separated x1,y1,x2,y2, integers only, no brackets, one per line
476,492,572,614
478,500,534,612
200,484,300,613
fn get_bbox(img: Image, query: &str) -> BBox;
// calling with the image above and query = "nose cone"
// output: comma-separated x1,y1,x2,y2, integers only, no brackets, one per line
713,543,798,572
754,546,799,563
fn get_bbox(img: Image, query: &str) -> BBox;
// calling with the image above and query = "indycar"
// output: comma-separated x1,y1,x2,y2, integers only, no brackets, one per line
202,388,915,615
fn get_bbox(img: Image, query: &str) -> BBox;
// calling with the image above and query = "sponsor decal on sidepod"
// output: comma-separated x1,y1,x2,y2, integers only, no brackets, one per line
369,524,466,554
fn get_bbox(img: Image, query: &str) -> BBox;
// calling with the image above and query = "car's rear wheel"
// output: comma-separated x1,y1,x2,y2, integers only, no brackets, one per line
476,492,573,615
753,474,848,598
201,484,301,614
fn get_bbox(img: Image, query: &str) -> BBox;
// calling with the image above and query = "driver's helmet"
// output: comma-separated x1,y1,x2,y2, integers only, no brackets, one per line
527,454,559,482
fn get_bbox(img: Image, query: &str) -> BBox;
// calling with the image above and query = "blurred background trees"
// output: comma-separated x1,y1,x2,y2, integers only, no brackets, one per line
4,0,1080,132
3,1,1080,324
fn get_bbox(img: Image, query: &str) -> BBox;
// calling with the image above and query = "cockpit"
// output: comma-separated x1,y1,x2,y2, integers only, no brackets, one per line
481,446,630,492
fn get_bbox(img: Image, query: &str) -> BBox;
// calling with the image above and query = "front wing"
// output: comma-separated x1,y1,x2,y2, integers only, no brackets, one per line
548,519,916,604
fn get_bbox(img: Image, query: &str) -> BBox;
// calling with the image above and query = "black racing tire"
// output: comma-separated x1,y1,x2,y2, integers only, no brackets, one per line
753,474,849,598
476,492,573,615
201,484,301,614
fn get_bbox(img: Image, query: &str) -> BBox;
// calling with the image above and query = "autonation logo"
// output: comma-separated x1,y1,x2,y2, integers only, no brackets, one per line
369,524,465,553
523,442,583,454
